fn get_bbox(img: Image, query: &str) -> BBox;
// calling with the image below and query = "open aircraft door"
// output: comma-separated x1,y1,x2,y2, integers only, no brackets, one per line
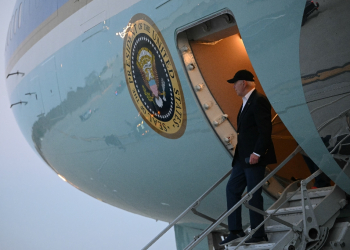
176,11,314,198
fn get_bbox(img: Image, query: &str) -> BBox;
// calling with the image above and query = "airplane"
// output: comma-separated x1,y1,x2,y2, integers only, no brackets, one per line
5,0,350,249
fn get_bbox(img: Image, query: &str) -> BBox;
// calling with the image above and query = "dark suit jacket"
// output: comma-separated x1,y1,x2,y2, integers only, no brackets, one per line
233,89,277,168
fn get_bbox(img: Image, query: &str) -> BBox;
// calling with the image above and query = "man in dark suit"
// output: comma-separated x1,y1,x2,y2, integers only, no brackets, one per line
220,70,277,246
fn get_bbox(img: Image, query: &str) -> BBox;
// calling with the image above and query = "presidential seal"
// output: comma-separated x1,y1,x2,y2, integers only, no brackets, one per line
123,14,186,139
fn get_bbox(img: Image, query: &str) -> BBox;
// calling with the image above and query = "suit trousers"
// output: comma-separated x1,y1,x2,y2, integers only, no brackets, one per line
226,158,266,238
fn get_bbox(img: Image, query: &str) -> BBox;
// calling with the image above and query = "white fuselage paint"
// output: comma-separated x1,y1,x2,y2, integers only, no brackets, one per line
7,0,141,94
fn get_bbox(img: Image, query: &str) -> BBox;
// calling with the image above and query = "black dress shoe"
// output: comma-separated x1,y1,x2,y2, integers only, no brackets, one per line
219,231,245,246
244,235,268,245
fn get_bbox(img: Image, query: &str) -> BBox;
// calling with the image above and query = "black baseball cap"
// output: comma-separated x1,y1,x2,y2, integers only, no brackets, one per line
227,69,254,83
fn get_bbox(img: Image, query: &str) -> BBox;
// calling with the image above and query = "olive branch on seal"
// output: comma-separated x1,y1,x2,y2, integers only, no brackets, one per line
142,85,154,102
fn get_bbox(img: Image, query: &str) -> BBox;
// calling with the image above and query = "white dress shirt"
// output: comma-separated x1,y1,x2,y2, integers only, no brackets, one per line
241,88,255,112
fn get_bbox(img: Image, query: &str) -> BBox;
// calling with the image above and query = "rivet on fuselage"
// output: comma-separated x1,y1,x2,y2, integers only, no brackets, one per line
195,83,204,91
213,114,228,127
187,63,195,71
203,102,213,110
180,45,189,52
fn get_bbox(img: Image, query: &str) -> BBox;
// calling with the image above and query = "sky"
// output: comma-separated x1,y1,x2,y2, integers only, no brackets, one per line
0,1,176,249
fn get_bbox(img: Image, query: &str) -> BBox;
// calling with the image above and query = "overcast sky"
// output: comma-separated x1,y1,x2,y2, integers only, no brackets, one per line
0,1,176,249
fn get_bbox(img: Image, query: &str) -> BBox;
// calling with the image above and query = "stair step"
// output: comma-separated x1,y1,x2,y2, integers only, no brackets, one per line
228,243,275,250
266,204,316,215
265,225,291,233
287,187,333,201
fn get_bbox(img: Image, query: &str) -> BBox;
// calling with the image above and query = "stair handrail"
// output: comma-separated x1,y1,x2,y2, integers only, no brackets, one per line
232,170,323,249
233,169,323,250
142,145,301,250
183,145,302,250
233,186,303,250
141,169,232,250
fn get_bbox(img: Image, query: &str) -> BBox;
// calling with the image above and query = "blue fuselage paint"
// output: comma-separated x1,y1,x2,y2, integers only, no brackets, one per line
5,0,350,231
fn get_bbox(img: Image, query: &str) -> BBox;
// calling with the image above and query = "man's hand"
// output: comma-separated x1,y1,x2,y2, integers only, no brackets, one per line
249,154,260,164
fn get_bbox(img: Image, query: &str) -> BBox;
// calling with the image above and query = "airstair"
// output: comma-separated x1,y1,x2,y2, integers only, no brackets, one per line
226,182,349,250
142,146,350,250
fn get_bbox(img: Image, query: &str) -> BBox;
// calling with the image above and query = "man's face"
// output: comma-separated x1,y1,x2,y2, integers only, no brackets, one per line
233,80,245,97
